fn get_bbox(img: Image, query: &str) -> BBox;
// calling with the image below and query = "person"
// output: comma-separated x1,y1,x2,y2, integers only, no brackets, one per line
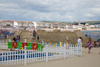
93,41,97,47
97,39,100,47
77,37,82,45
33,30,36,38
80,37,83,41
13,37,16,42
87,37,93,53
36,35,39,40
85,34,88,37
16,36,20,42
5,34,7,39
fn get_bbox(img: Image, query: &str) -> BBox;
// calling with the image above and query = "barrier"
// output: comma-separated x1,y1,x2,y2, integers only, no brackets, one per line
0,40,82,66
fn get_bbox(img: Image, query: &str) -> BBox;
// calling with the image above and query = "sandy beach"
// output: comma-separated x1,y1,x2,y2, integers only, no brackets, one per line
0,47,100,67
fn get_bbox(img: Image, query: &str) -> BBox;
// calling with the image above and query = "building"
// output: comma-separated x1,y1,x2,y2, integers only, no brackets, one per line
1,20,14,27
32,22,40,28
52,22,61,28
59,23,66,29
15,21,25,28
0,21,1,27
78,19,80,25
14,21,18,27
28,21,34,28
0,20,67,29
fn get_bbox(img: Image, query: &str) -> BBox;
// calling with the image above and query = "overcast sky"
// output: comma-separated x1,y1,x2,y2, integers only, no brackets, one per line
0,0,100,22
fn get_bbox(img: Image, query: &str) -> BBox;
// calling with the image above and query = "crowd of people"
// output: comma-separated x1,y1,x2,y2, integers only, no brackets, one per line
0,29,16,40
78,36,100,54
0,28,100,54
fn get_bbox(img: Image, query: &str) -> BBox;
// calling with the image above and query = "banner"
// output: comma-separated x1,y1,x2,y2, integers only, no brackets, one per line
8,42,13,49
37,44,44,51
17,42,22,49
32,43,38,50
13,42,17,48
27,43,33,50
22,42,27,49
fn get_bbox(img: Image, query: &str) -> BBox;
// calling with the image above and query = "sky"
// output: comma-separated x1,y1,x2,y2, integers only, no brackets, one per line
0,0,100,22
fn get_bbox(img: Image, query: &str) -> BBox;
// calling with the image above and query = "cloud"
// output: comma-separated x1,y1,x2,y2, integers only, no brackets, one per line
84,13,94,17
91,8,100,14
0,0,100,22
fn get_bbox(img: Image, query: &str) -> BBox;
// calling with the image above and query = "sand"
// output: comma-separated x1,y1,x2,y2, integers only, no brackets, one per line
0,47,100,67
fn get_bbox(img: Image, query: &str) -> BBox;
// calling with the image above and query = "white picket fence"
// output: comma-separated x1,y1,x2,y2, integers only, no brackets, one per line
0,44,82,66
0,40,8,50
0,40,7,45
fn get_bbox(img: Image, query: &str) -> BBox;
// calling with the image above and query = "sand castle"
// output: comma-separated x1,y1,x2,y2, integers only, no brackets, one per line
37,30,88,47
6,29,88,47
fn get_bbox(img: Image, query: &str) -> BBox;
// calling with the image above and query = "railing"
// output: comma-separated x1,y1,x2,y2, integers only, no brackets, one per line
0,44,82,66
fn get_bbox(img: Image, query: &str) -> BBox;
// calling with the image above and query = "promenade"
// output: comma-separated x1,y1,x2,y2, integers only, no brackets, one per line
0,47,100,67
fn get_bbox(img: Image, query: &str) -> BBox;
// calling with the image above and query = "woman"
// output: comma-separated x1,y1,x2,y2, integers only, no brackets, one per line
87,37,93,53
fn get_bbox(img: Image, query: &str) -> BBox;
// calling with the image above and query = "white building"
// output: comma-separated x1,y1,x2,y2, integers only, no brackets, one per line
14,21,18,27
90,25,95,28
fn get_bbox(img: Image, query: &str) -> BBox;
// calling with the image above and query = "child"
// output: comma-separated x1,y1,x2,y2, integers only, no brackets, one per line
93,41,97,47
36,35,39,40
87,37,93,53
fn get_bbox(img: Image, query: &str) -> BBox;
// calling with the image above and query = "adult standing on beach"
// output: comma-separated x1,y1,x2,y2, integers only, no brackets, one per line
77,37,82,45
33,30,36,38
87,37,93,53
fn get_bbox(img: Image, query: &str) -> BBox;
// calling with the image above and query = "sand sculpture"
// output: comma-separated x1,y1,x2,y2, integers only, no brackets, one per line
6,29,88,47
37,30,88,47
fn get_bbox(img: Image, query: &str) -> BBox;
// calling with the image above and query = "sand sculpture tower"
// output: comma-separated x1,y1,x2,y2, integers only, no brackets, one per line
79,19,80,25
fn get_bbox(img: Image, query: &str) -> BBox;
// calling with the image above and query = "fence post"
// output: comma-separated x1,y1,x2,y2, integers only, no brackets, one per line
60,46,62,55
64,43,66,59
71,45,72,55
46,45,48,62
25,39,27,42
2,51,3,65
77,45,79,56
24,46,27,66
81,45,82,56
80,45,82,56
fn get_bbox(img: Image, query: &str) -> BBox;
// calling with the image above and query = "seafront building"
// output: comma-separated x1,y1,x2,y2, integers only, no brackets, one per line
0,20,99,29
0,20,67,29
0,20,14,27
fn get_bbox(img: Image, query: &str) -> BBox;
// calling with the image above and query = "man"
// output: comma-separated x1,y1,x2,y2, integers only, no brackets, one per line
33,30,36,38
77,37,82,45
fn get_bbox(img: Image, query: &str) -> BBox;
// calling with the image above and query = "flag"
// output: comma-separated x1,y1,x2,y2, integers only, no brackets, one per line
27,43,33,50
32,43,38,50
13,42,17,48
22,42,27,49
17,42,22,49
8,42,13,49
37,44,44,51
